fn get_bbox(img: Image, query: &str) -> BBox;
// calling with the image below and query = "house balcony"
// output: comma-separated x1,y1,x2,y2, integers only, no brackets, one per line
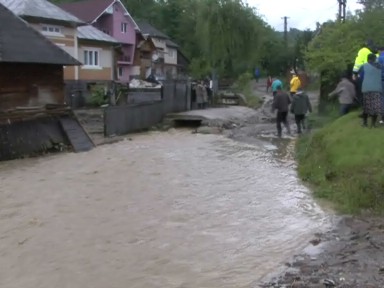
117,55,132,65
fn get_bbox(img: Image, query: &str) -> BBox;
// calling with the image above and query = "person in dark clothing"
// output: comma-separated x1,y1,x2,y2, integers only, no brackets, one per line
266,76,272,93
290,88,312,134
271,85,291,137
328,72,357,116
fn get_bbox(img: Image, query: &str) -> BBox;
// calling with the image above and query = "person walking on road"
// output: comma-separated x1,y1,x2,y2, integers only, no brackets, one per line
290,71,301,97
254,67,260,83
290,88,312,134
271,85,291,137
271,78,283,98
328,73,357,116
266,75,273,93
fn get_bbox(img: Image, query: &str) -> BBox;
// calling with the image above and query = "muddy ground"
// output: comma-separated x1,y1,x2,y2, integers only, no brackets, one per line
261,216,384,288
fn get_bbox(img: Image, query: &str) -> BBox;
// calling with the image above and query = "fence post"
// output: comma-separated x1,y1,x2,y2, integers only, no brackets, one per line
186,81,191,111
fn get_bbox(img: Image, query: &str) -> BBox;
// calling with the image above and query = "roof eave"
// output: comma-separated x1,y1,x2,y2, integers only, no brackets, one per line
78,38,120,45
0,60,81,66
22,15,85,27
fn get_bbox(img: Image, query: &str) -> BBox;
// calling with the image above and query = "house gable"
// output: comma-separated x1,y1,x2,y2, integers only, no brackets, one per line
0,0,84,27
0,3,79,65
59,0,138,30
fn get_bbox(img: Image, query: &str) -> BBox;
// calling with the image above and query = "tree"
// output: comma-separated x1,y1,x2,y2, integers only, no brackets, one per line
357,0,384,11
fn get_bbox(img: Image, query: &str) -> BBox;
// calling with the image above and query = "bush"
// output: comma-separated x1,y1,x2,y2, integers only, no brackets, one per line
88,85,107,107
296,112,384,214
232,72,263,109
233,72,253,90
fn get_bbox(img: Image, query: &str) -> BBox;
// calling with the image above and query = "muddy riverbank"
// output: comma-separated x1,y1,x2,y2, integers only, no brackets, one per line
261,216,384,288
222,85,384,288
180,81,384,287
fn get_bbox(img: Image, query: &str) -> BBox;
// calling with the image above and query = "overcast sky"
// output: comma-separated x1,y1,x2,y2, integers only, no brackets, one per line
246,0,363,31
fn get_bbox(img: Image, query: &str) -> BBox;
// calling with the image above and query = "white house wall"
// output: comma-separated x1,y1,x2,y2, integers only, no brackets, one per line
164,46,177,65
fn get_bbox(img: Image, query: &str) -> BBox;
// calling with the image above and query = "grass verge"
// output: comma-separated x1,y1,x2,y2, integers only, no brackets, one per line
296,111,384,214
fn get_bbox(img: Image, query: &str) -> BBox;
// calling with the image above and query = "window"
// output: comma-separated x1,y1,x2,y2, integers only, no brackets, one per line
83,50,100,67
102,29,109,35
42,25,61,34
118,67,123,78
168,49,174,57
121,22,128,33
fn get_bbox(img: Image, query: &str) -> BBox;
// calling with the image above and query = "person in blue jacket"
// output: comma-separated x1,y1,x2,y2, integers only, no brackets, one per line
254,68,260,82
377,46,384,123
271,78,283,98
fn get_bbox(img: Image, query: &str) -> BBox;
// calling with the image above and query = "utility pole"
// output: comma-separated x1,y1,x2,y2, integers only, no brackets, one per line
338,0,347,22
282,16,289,47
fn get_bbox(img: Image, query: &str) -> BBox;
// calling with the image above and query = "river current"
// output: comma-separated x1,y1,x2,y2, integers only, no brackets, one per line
0,129,329,288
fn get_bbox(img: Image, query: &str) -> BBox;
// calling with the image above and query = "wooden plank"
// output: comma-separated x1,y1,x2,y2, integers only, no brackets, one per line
59,116,94,153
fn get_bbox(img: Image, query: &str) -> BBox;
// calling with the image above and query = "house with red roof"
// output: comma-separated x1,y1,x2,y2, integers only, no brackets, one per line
60,0,139,83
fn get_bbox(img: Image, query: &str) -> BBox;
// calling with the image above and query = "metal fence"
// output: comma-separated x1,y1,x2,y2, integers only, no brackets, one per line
104,80,190,136
127,88,162,104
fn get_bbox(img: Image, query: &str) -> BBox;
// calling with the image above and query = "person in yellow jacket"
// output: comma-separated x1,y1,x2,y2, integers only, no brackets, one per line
290,71,301,97
352,42,374,78
352,40,377,116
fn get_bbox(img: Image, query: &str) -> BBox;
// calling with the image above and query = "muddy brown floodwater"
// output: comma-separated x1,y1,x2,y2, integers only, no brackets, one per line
0,130,330,288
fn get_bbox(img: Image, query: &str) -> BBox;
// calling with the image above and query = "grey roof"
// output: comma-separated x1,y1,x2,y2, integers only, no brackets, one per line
136,20,180,49
0,0,84,26
166,39,179,48
136,20,169,39
77,25,119,44
0,3,80,65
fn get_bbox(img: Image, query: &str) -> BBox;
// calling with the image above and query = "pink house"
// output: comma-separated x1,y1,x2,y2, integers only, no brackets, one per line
60,0,139,82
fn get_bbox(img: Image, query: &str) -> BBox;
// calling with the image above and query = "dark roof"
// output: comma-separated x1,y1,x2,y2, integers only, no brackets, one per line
0,3,80,65
178,50,190,65
0,0,84,26
166,39,179,48
59,0,113,23
60,0,139,29
136,20,169,39
136,20,181,49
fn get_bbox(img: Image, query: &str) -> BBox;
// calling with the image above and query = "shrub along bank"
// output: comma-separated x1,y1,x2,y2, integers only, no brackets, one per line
296,111,384,214
232,72,263,109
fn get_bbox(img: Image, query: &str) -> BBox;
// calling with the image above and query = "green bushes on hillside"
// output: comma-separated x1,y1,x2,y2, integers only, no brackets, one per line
297,112,384,214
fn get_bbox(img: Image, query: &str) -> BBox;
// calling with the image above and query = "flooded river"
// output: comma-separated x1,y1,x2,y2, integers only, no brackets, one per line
0,130,329,288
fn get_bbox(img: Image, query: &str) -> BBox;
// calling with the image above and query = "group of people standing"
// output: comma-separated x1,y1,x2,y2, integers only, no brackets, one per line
270,71,312,137
267,39,384,137
329,40,384,128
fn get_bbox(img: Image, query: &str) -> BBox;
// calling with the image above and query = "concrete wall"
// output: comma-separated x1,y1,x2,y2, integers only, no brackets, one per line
104,80,190,136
